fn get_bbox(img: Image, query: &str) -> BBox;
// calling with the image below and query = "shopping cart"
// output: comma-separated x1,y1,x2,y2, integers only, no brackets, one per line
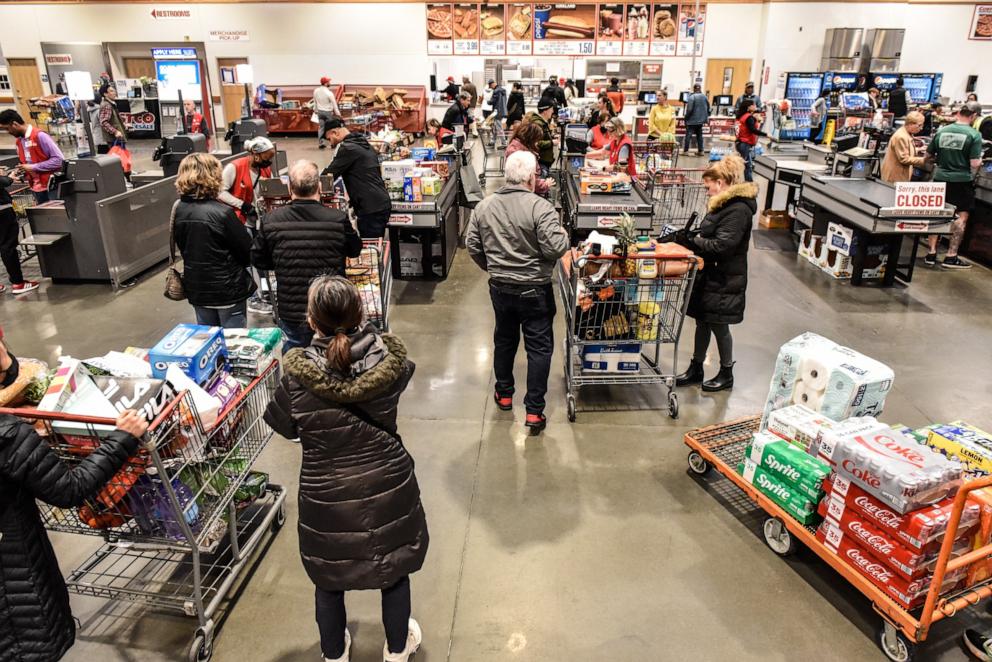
645,167,709,235
631,140,679,175
477,123,508,188
0,361,286,662
557,246,699,421
685,416,992,662
348,238,392,331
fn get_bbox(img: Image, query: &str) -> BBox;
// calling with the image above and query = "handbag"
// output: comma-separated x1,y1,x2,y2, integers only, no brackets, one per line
164,200,186,301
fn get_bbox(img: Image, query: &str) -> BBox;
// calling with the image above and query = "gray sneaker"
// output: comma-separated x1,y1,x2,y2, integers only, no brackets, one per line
247,296,273,315
941,256,973,270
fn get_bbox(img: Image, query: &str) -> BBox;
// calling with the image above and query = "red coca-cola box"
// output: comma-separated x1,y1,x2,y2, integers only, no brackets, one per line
824,475,979,551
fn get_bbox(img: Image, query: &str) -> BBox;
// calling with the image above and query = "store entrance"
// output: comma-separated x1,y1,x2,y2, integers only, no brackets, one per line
6,58,43,124
705,58,751,98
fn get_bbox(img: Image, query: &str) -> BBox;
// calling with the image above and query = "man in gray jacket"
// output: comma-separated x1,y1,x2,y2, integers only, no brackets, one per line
466,151,569,435
683,84,710,156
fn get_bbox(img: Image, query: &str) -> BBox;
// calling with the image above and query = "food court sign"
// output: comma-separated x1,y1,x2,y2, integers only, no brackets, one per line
971,4,992,39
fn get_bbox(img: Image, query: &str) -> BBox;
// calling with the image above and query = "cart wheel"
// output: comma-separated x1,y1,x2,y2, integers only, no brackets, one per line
687,450,710,476
567,395,576,422
763,517,799,556
478,175,486,189
668,392,679,419
272,500,286,532
876,622,915,662
188,631,213,662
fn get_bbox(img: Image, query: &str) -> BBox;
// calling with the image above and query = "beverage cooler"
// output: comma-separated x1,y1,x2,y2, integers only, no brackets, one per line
869,72,943,105
823,72,862,93
781,72,828,141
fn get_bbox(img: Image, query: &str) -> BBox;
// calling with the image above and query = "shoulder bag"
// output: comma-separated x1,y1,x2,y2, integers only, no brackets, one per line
164,200,186,301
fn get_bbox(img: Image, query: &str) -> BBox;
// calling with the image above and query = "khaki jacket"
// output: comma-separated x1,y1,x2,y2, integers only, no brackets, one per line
880,127,925,183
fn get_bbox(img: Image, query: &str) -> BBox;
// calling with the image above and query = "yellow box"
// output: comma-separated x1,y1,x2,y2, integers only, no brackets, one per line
924,422,992,474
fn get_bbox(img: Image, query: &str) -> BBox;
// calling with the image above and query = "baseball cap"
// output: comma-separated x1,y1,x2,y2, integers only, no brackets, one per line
537,100,554,111
320,76,331,85
245,136,275,153
446,76,455,82
487,79,495,85
321,116,346,133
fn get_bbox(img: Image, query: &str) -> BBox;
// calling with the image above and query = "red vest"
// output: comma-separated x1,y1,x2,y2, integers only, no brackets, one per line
229,157,271,224
737,113,759,146
589,124,609,149
15,128,54,192
609,135,638,178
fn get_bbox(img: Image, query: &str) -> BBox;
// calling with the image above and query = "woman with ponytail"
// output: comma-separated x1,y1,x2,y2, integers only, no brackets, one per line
264,276,427,662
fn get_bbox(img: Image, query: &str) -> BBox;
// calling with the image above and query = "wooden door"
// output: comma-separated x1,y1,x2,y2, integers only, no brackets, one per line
705,59,752,99
6,58,43,123
123,57,156,80
218,57,250,126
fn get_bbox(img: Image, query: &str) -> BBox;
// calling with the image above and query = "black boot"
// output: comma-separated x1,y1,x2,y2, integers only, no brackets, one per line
675,360,705,387
702,364,734,392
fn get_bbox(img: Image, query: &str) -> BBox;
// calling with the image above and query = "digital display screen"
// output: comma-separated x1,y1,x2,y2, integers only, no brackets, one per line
714,95,732,105
155,60,201,101
643,92,657,103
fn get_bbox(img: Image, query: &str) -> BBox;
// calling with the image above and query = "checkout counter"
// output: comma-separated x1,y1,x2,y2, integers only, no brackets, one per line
560,159,654,240
0,148,19,170
960,160,992,268
754,143,832,213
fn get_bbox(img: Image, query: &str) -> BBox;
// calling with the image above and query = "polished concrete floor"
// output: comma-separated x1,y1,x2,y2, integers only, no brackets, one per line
2,135,992,661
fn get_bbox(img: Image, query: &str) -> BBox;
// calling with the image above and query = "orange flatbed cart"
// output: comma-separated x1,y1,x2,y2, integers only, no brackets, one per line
684,416,992,662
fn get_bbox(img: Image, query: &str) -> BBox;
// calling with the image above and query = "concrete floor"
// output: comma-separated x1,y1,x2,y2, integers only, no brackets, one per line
2,135,992,661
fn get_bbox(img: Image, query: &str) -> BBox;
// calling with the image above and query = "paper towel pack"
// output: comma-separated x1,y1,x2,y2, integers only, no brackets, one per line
760,333,894,428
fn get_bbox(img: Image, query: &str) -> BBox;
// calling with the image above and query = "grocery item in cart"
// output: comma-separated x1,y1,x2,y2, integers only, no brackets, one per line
0,357,47,407
128,474,201,539
92,376,178,424
165,364,221,437
738,457,819,525
766,404,836,456
760,332,894,428
922,422,992,475
745,431,830,501
824,474,980,551
83,351,154,378
581,343,641,373
150,324,228,385
818,419,964,513
819,521,967,610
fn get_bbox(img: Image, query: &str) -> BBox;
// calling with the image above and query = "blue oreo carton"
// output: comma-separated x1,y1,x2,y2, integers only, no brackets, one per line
149,324,228,385
410,147,436,161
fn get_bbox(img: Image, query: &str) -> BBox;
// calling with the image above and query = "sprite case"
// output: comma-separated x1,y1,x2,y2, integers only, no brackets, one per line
744,432,831,501
738,457,820,526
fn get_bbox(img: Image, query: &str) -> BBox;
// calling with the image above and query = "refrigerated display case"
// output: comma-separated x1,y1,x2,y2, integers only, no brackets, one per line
781,72,828,141
869,72,943,105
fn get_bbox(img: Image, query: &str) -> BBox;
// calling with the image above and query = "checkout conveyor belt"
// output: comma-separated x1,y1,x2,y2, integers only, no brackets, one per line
561,172,654,235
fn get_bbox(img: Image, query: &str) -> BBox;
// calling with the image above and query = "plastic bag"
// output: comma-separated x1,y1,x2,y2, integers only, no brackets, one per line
108,142,132,173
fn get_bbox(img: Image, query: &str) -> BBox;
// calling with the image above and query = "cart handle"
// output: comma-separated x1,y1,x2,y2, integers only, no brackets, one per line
918,474,992,636
0,387,189,431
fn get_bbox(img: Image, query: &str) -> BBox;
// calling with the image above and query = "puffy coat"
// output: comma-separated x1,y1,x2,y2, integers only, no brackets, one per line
686,183,757,325
506,92,526,126
174,197,256,308
527,113,555,167
321,133,391,218
251,199,363,326
0,407,139,662
264,329,428,591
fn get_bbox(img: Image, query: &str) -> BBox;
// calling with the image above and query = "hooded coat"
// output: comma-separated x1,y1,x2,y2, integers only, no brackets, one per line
263,328,428,591
687,182,758,325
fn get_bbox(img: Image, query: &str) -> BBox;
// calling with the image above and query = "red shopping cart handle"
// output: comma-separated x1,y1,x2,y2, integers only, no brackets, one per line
0,388,189,431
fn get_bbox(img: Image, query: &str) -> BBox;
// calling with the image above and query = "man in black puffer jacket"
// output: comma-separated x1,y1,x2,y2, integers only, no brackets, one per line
253,160,363,351
0,339,147,662
320,117,392,239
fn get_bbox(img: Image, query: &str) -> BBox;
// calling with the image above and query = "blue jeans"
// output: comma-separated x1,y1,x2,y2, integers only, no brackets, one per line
279,319,315,353
736,141,755,182
684,125,704,153
194,302,248,328
32,190,51,204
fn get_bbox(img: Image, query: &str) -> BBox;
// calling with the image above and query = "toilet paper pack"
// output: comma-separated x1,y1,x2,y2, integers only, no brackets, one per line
760,332,895,428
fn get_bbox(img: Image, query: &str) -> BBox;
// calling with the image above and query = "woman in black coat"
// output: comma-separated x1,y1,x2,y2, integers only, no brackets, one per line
505,82,526,129
264,276,428,662
173,153,256,328
0,341,147,662
675,154,757,392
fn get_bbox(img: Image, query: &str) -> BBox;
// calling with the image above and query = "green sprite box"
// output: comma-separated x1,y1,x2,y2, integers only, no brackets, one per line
745,431,831,501
738,457,820,526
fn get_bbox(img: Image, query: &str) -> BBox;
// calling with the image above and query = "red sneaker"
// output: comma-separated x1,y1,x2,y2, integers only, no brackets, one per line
11,281,39,295
0,284,5,294
493,391,513,411
525,413,547,435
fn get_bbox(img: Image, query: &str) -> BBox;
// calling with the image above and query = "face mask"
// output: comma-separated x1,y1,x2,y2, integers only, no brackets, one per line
255,159,272,169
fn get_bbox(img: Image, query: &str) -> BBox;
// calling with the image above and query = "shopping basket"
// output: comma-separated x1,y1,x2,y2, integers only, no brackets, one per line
348,238,392,331
0,360,287,662
684,416,992,662
644,167,709,235
557,246,699,421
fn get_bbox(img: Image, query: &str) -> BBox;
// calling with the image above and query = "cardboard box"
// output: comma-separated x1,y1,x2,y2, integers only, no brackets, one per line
410,147,436,161
403,174,423,202
827,222,855,256
579,171,632,195
421,175,442,197
380,159,416,184
760,209,792,230
924,423,992,475
581,343,641,373
149,324,228,385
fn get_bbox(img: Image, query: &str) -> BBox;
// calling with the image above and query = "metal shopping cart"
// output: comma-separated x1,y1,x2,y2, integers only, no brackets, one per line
557,246,699,421
348,238,392,331
631,140,680,175
477,122,508,188
645,167,709,236
0,361,286,662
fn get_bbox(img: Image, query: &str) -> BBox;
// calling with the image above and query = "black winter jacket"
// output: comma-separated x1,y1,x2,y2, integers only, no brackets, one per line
440,102,472,133
0,368,140,662
540,84,567,109
174,197,256,308
686,183,757,325
506,92,526,126
0,175,13,208
252,199,363,326
322,133,391,219
264,329,428,591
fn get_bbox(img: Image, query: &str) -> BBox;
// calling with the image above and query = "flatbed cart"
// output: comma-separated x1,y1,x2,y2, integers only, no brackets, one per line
348,238,392,331
0,360,287,662
557,247,699,421
644,167,708,235
684,416,992,662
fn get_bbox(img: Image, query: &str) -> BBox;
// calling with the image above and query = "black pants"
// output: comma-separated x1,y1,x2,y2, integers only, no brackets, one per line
357,209,390,239
489,281,555,415
315,576,410,659
692,321,733,368
684,124,704,153
0,208,23,285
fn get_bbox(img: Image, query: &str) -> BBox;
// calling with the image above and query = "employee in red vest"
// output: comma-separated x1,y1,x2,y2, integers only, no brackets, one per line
0,110,65,204
588,117,638,179
735,102,767,182
182,99,211,149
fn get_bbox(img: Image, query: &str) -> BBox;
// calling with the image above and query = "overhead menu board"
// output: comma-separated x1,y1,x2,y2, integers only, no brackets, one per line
675,3,705,55
506,3,534,54
453,4,481,54
623,3,650,56
480,3,507,54
595,4,624,55
533,4,596,55
427,3,455,54
650,3,677,55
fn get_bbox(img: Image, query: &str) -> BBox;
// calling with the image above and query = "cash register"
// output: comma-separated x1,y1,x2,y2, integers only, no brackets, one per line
152,133,208,178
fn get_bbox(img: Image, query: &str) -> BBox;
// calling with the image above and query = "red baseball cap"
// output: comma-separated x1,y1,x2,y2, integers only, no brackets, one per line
447,76,454,82
320,76,331,85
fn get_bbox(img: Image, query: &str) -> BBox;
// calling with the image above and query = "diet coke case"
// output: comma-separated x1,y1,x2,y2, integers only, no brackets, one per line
825,475,980,551
817,418,964,514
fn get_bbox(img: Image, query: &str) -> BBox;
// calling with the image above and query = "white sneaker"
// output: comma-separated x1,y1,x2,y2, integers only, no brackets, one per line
383,619,422,662
324,628,351,662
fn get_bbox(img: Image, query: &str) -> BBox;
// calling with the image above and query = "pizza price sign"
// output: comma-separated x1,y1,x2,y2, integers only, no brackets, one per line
894,182,946,214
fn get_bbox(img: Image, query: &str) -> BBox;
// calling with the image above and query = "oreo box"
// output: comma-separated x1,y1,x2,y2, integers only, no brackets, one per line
149,324,228,385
